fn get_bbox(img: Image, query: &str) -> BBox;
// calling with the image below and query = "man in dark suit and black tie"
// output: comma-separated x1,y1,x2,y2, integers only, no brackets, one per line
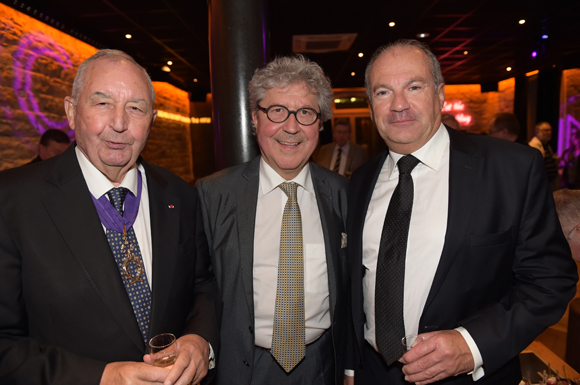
196,55,348,385
0,49,220,385
344,39,578,385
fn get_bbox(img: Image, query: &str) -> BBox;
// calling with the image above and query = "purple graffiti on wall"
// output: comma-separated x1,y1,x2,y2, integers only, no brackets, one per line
12,32,73,137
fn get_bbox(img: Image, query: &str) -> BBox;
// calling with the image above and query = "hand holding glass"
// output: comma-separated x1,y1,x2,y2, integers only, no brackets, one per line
149,333,178,367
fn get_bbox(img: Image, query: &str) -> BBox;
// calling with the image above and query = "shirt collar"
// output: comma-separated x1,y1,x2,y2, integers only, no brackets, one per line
75,146,140,199
386,123,449,178
337,141,351,153
259,157,314,196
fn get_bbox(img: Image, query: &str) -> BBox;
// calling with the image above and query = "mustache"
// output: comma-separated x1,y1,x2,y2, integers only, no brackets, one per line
387,111,416,123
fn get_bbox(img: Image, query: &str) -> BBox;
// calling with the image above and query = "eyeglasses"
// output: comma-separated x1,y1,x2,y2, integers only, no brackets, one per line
257,104,320,126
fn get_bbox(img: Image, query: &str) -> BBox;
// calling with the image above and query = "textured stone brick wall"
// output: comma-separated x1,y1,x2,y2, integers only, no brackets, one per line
143,82,194,183
0,3,96,170
444,78,515,134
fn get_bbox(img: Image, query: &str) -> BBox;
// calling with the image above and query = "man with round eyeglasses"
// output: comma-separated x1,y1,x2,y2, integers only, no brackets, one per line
195,55,349,385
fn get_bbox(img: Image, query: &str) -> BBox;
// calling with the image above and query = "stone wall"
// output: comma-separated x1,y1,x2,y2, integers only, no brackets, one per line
444,78,515,134
0,3,96,170
144,82,194,183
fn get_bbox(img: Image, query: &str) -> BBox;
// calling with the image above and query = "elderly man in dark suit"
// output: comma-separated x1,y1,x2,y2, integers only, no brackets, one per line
0,49,220,385
196,55,348,385
345,39,577,385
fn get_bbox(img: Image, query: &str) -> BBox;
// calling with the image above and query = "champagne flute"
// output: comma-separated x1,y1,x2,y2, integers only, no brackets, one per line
149,333,178,367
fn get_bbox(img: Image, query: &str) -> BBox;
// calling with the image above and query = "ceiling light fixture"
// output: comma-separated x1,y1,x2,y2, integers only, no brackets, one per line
519,19,526,24
193,78,198,82
389,22,395,27
531,51,537,58
125,34,132,39
351,72,356,76
161,66,171,72
506,67,512,72
416,33,430,38
358,53,364,57
463,51,468,55
542,34,548,39
167,61,173,65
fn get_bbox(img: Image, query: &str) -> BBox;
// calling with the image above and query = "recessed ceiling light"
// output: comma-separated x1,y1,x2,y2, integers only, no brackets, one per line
519,19,526,24
167,61,173,65
161,66,171,72
531,51,537,58
351,72,356,76
463,51,468,55
350,97,356,102
125,34,132,39
389,22,395,27
358,53,364,58
193,78,198,82
542,34,548,39
506,67,512,72
416,33,430,38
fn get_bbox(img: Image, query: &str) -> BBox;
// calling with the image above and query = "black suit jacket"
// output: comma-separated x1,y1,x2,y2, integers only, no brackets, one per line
0,144,221,384
347,127,578,384
195,157,348,385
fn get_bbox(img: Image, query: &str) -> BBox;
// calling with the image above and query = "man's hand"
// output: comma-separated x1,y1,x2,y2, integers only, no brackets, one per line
144,334,210,385
401,330,474,385
100,361,169,385
344,374,354,385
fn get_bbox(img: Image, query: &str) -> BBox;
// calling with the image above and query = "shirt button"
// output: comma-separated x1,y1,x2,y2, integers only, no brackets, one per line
243,360,250,367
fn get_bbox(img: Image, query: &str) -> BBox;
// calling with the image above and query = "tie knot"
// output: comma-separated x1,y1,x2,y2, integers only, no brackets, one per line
279,182,299,201
397,155,420,175
107,187,130,215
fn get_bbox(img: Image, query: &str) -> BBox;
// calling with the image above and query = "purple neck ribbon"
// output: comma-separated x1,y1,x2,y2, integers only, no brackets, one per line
91,170,143,234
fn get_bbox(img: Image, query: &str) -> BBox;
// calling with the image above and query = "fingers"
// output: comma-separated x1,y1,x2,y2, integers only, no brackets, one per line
343,374,355,385
163,335,209,385
402,330,474,384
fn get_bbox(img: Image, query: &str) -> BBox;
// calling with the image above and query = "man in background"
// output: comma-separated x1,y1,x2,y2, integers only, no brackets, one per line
529,121,559,190
28,128,70,163
488,112,520,142
0,49,219,385
315,118,368,176
346,39,577,385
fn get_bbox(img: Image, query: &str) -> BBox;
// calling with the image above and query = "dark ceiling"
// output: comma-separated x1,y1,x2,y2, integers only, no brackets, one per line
4,0,580,99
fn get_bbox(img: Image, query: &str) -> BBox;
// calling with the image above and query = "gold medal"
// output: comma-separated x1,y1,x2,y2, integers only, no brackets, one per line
120,225,145,284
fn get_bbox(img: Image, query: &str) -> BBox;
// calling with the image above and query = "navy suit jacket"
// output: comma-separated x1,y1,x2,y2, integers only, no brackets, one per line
347,127,578,384
0,144,221,384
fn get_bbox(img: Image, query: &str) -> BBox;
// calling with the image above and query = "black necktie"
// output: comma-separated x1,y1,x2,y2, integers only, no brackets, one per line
333,148,342,173
375,155,420,365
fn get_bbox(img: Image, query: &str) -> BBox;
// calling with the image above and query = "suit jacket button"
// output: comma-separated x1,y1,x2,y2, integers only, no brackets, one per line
243,360,250,367
249,326,254,334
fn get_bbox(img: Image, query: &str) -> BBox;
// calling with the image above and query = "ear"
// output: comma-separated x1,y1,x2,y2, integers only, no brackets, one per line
437,84,445,108
64,96,76,130
152,109,158,123
251,111,258,127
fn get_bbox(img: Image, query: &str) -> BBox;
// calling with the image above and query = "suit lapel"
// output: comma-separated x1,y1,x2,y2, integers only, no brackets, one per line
145,162,180,340
422,129,483,313
311,165,339,316
237,157,260,320
42,146,145,351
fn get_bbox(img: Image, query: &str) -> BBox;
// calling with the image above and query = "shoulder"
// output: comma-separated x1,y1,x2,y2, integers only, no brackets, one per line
450,129,539,159
195,158,257,193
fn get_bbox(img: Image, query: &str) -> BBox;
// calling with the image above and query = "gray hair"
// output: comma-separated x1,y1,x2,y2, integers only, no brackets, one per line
71,49,155,104
249,55,333,123
364,39,444,104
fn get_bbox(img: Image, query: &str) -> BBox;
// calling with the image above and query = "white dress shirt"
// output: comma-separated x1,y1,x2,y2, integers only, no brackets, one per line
76,147,153,287
330,141,350,176
253,159,330,348
361,125,484,379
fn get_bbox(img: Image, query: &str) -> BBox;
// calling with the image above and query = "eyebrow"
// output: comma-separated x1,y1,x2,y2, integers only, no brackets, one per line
372,77,430,93
89,92,148,105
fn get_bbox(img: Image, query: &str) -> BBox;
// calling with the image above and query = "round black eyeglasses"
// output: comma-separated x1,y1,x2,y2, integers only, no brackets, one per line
257,104,321,126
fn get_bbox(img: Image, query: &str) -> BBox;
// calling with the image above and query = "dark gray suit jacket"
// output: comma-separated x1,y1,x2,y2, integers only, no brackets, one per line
195,157,348,385
0,144,221,385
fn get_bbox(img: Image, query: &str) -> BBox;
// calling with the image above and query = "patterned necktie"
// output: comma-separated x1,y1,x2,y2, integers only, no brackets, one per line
106,187,152,343
375,155,420,365
333,147,342,173
272,182,305,372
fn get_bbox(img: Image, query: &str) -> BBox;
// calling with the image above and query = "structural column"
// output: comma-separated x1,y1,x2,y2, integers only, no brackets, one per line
209,0,267,170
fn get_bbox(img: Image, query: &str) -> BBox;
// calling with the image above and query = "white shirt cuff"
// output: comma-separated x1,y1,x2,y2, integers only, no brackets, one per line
345,369,355,377
455,326,484,381
208,343,215,370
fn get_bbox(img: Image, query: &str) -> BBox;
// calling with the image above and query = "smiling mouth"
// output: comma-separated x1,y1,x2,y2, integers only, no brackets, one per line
277,140,300,146
105,141,128,148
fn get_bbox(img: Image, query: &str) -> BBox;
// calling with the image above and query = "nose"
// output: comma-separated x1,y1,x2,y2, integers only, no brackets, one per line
282,113,301,134
391,91,410,112
109,106,128,132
